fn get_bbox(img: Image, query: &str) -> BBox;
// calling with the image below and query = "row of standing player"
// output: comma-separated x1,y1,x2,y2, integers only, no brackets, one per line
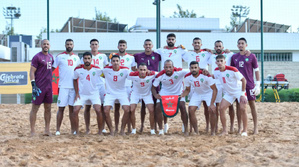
29,33,260,136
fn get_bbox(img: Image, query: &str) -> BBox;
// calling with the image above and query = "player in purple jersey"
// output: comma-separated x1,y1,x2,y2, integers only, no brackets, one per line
29,39,54,136
134,39,161,132
231,38,260,134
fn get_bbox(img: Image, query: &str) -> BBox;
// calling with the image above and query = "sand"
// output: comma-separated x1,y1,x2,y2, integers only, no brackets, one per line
0,102,298,167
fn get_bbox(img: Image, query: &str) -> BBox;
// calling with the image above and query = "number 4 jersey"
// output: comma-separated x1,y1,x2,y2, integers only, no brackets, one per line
53,52,81,88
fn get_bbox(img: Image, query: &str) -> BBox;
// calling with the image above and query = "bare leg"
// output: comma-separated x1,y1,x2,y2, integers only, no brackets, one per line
188,106,198,134
215,103,219,133
236,101,242,134
229,104,235,133
69,105,74,133
114,103,120,133
180,101,188,136
219,99,232,136
209,106,217,136
248,100,258,134
94,104,103,135
56,107,65,132
147,104,155,130
104,106,114,136
72,106,81,134
30,104,41,136
140,100,146,133
240,102,248,134
101,104,106,131
130,104,137,131
189,109,193,133
120,105,130,135
203,101,209,133
43,103,52,136
155,104,163,131
84,105,92,134
127,109,131,133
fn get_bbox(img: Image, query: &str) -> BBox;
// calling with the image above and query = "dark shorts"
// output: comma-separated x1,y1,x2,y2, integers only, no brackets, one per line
246,87,256,101
32,87,53,105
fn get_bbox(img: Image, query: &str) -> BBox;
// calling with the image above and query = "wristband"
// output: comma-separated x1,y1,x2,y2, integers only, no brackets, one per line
31,80,36,87
241,91,246,97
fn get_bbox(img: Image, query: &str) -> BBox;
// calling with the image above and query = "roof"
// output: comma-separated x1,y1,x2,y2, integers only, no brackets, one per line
131,17,221,32
230,18,290,33
60,17,128,33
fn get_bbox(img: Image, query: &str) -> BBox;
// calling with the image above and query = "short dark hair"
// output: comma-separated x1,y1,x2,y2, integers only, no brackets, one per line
139,62,147,67
83,52,92,58
118,39,127,45
144,39,152,43
111,54,120,60
216,54,226,60
189,61,199,67
167,33,176,39
193,37,202,42
90,39,99,44
214,40,223,45
164,59,174,66
238,37,247,44
65,39,73,44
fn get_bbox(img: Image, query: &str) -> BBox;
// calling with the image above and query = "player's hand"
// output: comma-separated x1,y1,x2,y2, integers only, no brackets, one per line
31,81,42,98
177,44,185,49
240,95,248,104
74,94,80,102
209,104,216,113
224,49,231,53
202,69,210,76
154,94,161,100
203,48,213,54
245,50,251,56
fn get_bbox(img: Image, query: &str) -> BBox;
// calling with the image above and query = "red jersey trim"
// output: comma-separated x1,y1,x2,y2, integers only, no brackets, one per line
91,65,100,69
225,66,239,72
184,72,192,78
156,70,166,78
74,64,84,70
129,71,139,76
215,67,220,71
104,65,129,71
165,47,178,50
173,67,183,71
147,71,156,76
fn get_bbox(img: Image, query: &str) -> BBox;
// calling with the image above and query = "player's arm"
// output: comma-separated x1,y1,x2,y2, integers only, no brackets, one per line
151,85,161,99
131,66,137,71
209,84,217,111
180,86,190,98
240,77,247,104
30,59,42,97
73,70,80,102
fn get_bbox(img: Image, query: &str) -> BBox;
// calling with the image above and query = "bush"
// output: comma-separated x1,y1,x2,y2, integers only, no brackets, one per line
257,88,299,102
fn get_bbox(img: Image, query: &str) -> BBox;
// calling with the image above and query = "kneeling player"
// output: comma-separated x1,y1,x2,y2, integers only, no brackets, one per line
127,63,156,134
73,52,103,135
181,61,217,135
213,55,248,136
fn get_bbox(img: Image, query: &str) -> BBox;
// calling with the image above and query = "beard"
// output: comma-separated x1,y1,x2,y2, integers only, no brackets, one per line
167,42,174,47
216,49,222,54
119,49,125,53
191,71,198,76
84,62,90,66
66,47,73,52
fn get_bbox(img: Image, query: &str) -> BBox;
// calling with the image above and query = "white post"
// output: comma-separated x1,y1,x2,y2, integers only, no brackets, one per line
17,94,21,104
68,21,71,33
0,94,2,104
245,21,248,33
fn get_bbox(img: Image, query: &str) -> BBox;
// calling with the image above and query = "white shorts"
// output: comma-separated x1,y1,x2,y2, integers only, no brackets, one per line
189,93,212,108
115,86,132,104
223,93,247,105
130,93,154,105
85,84,106,105
215,84,223,103
104,94,130,106
57,88,76,107
73,94,101,106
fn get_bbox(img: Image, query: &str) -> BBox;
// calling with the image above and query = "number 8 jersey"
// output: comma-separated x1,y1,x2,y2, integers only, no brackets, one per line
102,66,130,95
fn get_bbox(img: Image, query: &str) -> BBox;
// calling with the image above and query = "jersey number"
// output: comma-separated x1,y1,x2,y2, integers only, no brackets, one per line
86,74,90,81
140,82,145,87
194,81,200,87
196,56,200,62
169,53,172,57
47,62,52,69
68,59,73,66
113,75,117,81
239,61,244,68
169,79,174,85
93,59,99,65
120,59,125,66
222,77,226,83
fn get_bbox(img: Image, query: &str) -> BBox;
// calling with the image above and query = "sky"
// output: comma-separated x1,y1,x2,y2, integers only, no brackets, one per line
1,0,299,37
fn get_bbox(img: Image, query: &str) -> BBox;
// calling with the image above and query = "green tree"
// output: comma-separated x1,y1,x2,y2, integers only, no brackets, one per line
2,22,15,35
36,28,59,40
171,4,204,18
94,8,118,23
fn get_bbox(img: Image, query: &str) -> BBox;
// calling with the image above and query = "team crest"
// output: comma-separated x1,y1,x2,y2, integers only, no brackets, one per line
126,58,129,61
174,50,177,54
202,54,205,57
74,58,76,61
120,73,123,77
92,72,96,76
174,75,178,79
146,79,149,83
224,55,227,58
99,56,102,60
151,56,155,60
200,78,204,83
226,74,230,78
245,58,249,62
58,100,61,104
50,57,52,61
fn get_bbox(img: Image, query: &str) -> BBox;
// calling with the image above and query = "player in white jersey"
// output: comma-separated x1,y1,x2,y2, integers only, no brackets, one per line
72,52,103,135
52,39,81,135
152,60,189,135
103,55,131,136
109,40,136,133
181,61,218,135
80,39,109,134
213,55,248,136
127,63,156,135
155,33,187,132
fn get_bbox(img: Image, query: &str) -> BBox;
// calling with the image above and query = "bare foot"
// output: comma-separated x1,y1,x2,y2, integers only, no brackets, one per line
238,128,242,134
139,125,144,133
205,126,209,133
43,131,52,136
219,131,228,136
30,132,36,137
85,129,90,135
184,131,189,136
120,131,126,136
110,131,114,136
98,131,103,136
230,126,234,133
211,132,216,136
253,129,258,135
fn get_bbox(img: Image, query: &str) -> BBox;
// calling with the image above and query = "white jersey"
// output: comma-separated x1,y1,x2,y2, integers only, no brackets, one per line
109,53,136,86
182,50,212,70
102,66,130,95
213,66,244,95
153,68,188,95
73,65,102,95
156,47,187,68
184,71,215,95
209,52,234,74
81,52,108,85
53,52,81,88
127,71,156,96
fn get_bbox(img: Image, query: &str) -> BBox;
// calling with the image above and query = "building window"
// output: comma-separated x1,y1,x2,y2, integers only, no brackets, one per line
254,53,292,62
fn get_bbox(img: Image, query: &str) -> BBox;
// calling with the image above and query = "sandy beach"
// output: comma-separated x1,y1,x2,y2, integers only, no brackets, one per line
0,102,298,166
